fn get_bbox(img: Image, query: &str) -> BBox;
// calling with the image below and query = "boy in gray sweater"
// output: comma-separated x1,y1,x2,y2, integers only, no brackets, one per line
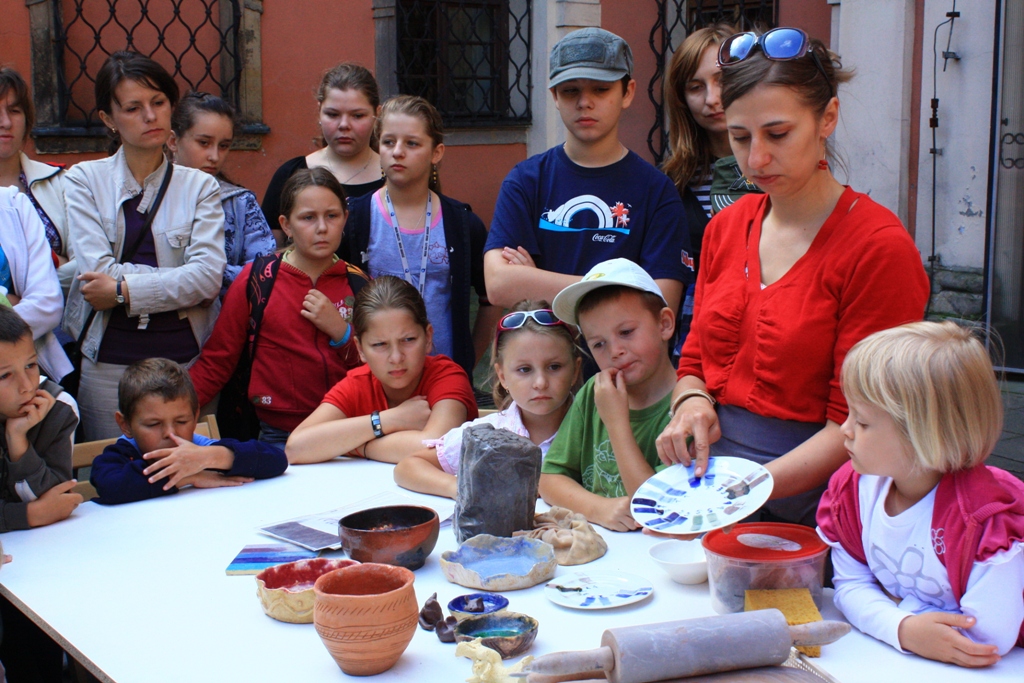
0,306,81,532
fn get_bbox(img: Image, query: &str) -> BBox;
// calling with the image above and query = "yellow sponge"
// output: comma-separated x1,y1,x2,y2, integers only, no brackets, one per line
744,588,824,657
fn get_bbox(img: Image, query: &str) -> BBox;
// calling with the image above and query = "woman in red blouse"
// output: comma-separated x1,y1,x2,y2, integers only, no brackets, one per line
656,28,930,526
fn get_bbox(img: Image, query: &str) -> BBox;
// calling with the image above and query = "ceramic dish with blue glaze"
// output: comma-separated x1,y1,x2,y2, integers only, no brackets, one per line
630,457,773,534
440,534,557,591
544,571,653,610
448,593,510,621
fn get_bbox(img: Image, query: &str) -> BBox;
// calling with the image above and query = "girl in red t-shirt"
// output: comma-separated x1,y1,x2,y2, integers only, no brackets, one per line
286,275,477,464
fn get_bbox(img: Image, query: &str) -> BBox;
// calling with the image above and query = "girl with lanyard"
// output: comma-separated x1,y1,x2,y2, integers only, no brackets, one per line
261,63,385,245
339,95,500,381
63,52,225,440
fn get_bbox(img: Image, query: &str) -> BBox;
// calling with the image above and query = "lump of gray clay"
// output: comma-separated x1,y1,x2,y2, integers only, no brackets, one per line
453,423,542,543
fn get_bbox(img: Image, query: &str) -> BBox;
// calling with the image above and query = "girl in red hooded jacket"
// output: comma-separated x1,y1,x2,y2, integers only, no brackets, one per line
189,168,367,447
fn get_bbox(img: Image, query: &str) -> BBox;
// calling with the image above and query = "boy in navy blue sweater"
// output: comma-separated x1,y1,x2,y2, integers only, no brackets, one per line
91,358,287,505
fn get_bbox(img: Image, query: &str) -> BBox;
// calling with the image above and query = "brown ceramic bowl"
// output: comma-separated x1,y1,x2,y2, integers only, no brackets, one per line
338,505,440,570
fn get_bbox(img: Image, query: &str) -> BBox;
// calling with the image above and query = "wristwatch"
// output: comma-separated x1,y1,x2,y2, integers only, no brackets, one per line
115,280,125,306
370,410,385,438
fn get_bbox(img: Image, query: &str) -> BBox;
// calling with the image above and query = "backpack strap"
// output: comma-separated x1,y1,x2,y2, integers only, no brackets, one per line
244,253,283,368
345,262,370,298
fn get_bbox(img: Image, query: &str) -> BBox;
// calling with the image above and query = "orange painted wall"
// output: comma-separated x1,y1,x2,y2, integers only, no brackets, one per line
779,0,833,45
0,0,521,225
603,2,660,166
0,2,31,93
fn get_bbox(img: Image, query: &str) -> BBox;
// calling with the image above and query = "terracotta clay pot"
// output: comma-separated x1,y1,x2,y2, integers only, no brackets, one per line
313,563,418,676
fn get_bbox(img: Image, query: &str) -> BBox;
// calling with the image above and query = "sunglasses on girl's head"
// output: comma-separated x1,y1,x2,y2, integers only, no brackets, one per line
497,309,568,333
718,27,835,100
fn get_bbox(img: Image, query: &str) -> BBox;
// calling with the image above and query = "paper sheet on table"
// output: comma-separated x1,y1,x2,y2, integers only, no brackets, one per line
258,490,456,551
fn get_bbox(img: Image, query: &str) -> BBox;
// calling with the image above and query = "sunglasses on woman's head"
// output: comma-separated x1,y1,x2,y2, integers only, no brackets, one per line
497,309,568,333
718,27,835,100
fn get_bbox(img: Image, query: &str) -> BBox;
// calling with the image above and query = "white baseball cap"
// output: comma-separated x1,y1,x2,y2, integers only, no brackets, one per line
552,258,667,327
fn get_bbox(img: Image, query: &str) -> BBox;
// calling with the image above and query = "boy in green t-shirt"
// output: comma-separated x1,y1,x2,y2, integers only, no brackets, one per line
541,259,677,531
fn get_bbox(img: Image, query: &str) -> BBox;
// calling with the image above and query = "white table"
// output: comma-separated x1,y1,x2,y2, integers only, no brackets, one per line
1,459,1021,682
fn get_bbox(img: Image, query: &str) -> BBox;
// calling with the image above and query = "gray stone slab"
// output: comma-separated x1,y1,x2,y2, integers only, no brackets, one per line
1003,391,1024,411
1003,410,1024,436
986,454,1024,480
992,434,1024,459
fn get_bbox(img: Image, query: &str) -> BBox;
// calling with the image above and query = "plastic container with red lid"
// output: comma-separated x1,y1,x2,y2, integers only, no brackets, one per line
702,522,828,614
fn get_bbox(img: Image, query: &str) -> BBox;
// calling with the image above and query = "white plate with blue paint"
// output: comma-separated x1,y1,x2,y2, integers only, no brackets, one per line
630,457,773,534
544,571,654,610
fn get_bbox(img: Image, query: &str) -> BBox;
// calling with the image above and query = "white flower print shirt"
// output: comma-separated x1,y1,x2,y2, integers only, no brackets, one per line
818,474,1024,655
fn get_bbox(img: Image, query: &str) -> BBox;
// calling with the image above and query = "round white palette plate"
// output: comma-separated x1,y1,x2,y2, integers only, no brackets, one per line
630,457,773,534
544,571,654,610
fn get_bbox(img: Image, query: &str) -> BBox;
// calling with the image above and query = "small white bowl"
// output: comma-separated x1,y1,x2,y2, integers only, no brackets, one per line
649,539,708,585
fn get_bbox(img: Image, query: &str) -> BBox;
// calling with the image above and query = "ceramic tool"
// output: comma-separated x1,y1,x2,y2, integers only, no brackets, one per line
515,609,850,683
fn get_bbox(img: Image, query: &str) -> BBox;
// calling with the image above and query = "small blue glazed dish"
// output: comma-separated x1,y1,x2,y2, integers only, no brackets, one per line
448,593,510,621
454,612,539,659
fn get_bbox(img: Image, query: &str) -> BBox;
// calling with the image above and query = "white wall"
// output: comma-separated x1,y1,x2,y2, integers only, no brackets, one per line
832,0,917,225
912,0,997,269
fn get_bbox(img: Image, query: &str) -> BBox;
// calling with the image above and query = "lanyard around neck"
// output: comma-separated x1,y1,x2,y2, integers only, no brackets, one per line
383,188,432,296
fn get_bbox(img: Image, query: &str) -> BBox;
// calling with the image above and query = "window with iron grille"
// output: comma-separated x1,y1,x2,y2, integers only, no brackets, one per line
395,0,531,128
648,0,776,163
25,0,265,154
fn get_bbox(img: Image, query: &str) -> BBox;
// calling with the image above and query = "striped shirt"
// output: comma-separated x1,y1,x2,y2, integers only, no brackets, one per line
691,181,713,218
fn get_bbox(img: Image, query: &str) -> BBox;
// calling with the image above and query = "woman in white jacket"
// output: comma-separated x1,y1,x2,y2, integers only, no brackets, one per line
63,51,225,439
0,187,71,381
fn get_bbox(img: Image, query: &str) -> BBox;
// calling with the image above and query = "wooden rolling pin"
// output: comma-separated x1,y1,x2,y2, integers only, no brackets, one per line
519,609,850,683
527,668,823,683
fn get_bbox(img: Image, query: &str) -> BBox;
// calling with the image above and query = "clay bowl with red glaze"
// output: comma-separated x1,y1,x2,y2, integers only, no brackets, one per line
255,558,359,623
338,505,439,570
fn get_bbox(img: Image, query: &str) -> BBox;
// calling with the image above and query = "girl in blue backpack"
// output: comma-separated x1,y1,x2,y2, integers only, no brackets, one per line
817,321,1024,667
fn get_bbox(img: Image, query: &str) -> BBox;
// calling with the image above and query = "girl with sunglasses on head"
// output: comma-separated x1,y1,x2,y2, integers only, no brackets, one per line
286,275,478,465
168,92,275,300
339,95,501,381
395,300,581,499
656,28,930,528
